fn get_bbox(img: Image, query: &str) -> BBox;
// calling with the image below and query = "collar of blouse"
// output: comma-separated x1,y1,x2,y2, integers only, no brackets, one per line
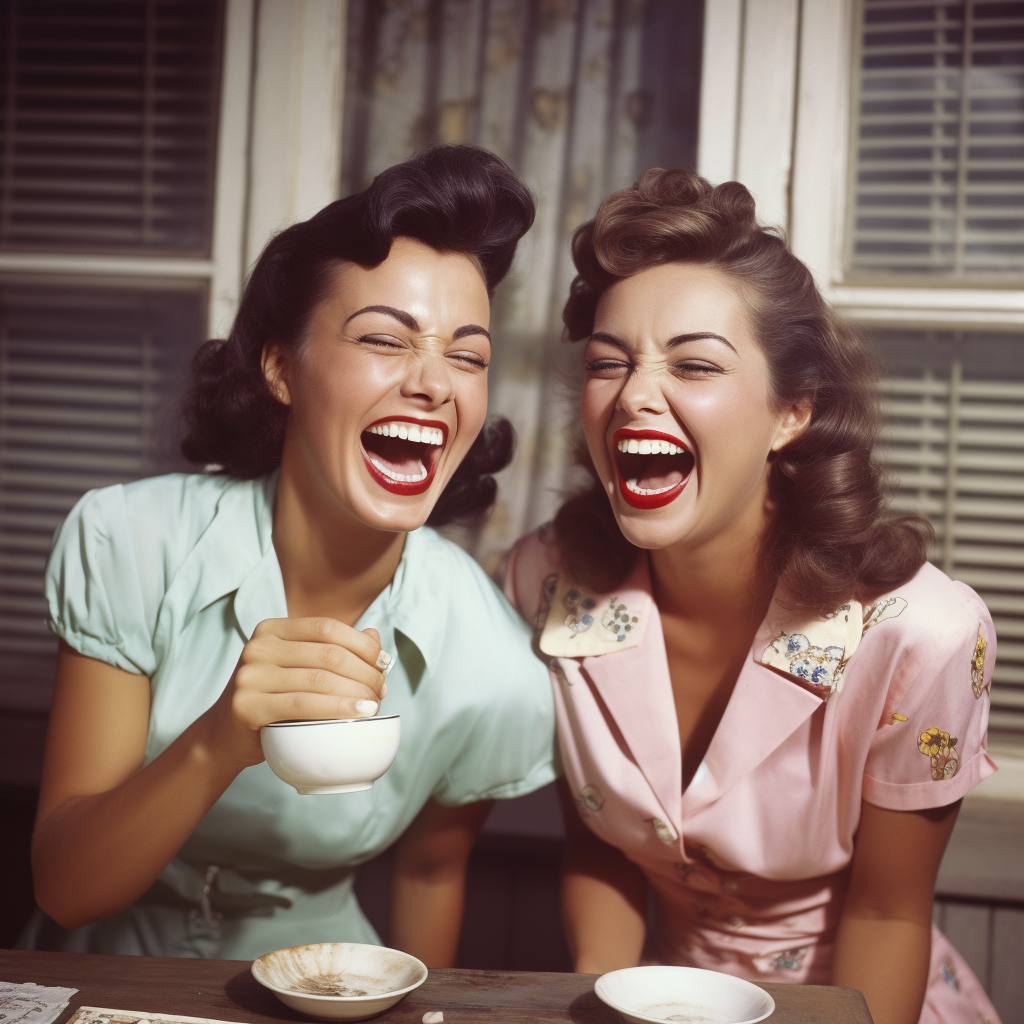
536,556,908,822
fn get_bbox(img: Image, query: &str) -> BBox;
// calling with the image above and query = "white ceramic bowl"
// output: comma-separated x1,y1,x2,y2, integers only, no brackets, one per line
252,942,427,1021
260,715,400,795
595,966,775,1024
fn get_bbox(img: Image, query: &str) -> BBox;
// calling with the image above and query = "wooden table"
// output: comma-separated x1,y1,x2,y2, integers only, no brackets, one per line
0,949,872,1024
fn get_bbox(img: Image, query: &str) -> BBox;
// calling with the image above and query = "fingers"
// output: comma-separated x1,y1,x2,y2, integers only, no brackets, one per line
232,665,383,727
245,637,384,695
253,617,391,672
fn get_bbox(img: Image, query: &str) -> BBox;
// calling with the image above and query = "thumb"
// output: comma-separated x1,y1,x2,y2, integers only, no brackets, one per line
361,627,393,676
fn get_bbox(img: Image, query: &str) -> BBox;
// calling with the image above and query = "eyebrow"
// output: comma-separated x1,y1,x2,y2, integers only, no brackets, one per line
588,330,737,353
453,324,491,341
344,305,419,330
344,305,490,341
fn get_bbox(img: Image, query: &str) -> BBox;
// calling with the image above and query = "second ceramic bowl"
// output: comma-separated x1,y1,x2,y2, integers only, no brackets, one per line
595,965,775,1024
260,715,400,795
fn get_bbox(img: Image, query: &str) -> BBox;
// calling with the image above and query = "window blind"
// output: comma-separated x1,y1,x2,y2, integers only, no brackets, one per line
848,0,1024,280
0,0,223,254
0,280,204,710
875,329,1024,744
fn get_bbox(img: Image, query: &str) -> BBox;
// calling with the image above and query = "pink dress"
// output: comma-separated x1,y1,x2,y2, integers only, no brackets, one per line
507,528,1001,1024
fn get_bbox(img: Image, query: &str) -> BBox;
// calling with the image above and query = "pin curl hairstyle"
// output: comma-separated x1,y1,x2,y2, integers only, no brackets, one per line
180,144,535,526
554,168,932,614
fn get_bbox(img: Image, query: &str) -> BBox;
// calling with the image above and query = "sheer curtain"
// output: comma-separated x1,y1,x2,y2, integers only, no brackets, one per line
341,0,703,567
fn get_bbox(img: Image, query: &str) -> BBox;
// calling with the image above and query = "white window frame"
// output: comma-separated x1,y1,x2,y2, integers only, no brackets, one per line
697,0,1024,795
0,0,348,343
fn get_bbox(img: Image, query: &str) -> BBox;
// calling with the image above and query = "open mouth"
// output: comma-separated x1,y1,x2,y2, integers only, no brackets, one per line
360,416,448,496
613,428,695,510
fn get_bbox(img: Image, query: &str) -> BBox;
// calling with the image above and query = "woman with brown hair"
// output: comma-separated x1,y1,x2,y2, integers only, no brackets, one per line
505,169,1000,1024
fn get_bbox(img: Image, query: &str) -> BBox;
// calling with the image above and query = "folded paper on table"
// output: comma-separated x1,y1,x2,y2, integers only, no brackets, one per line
67,1009,257,1024
0,982,79,1024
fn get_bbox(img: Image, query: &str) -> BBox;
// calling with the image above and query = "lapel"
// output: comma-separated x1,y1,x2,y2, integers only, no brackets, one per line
154,476,277,650
539,558,682,832
680,658,825,814
581,605,683,834
539,557,869,824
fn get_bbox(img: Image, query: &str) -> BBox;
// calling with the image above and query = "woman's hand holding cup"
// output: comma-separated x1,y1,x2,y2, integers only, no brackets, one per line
208,618,391,770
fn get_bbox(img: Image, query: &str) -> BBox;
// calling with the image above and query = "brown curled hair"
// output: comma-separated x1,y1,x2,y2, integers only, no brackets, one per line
554,168,932,615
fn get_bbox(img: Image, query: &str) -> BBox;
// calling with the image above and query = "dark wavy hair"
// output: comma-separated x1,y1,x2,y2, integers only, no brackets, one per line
555,168,932,615
181,144,535,526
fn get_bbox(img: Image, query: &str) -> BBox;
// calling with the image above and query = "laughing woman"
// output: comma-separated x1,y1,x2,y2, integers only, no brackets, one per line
26,145,555,962
506,170,1000,1024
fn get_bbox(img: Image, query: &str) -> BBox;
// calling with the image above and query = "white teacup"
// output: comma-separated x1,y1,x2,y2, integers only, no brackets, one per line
261,715,401,795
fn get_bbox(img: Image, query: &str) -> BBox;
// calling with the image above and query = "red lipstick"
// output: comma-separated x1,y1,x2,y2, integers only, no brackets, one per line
612,427,693,510
361,416,449,497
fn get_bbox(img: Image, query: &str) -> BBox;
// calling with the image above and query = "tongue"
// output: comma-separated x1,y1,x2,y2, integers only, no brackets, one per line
637,453,685,491
363,434,427,475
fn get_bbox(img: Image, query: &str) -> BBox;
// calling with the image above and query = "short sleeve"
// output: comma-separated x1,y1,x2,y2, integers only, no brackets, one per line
45,485,156,676
431,663,557,806
862,584,997,812
430,548,557,806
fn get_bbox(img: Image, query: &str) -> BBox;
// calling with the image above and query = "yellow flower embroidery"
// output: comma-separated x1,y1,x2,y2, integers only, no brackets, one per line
971,627,988,699
919,727,960,781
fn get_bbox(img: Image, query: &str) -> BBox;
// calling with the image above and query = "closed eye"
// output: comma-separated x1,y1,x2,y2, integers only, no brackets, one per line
448,351,489,369
672,360,723,376
358,334,404,350
584,357,631,375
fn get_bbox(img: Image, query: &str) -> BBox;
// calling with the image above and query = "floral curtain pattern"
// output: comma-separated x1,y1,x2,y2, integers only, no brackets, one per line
342,0,703,568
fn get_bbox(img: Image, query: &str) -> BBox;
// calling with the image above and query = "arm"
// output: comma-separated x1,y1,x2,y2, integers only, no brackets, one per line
833,798,961,1024
558,777,647,973
390,797,493,967
33,620,387,928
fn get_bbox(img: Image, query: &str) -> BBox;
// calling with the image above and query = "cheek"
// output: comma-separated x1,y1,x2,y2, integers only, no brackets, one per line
454,375,489,444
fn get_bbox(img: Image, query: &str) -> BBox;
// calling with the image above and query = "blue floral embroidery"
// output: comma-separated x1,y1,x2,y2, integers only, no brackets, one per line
770,631,846,689
563,588,597,636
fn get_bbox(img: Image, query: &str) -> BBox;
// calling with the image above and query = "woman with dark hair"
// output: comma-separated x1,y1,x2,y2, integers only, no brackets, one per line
26,144,555,963
505,169,999,1024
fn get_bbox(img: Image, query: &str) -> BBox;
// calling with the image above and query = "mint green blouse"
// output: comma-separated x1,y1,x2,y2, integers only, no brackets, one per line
24,472,556,959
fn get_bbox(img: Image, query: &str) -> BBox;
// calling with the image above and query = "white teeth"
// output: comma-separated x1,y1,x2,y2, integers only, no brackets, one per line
366,422,445,446
367,454,429,483
617,437,687,455
625,478,678,496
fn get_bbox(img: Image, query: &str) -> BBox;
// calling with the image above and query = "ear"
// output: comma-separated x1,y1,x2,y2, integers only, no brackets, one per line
770,396,812,452
261,340,292,406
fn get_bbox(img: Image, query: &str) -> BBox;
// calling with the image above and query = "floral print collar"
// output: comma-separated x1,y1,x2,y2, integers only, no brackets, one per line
537,557,908,699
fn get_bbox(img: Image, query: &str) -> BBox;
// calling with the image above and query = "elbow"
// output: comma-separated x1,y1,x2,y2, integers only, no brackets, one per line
32,852,104,930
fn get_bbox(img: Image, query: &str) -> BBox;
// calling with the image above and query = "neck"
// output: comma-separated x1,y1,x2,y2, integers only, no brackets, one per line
272,439,406,626
649,486,778,632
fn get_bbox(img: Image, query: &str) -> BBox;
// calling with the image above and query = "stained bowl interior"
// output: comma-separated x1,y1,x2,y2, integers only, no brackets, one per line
252,942,427,1001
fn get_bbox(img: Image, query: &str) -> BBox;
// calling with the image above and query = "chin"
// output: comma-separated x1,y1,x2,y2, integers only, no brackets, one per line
605,482,700,552
346,486,443,534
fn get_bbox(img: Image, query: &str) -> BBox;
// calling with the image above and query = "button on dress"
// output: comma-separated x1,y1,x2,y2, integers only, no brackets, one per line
507,528,1001,1024
22,472,556,959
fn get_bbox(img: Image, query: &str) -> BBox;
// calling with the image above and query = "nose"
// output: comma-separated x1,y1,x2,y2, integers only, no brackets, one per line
400,348,454,407
616,364,669,418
